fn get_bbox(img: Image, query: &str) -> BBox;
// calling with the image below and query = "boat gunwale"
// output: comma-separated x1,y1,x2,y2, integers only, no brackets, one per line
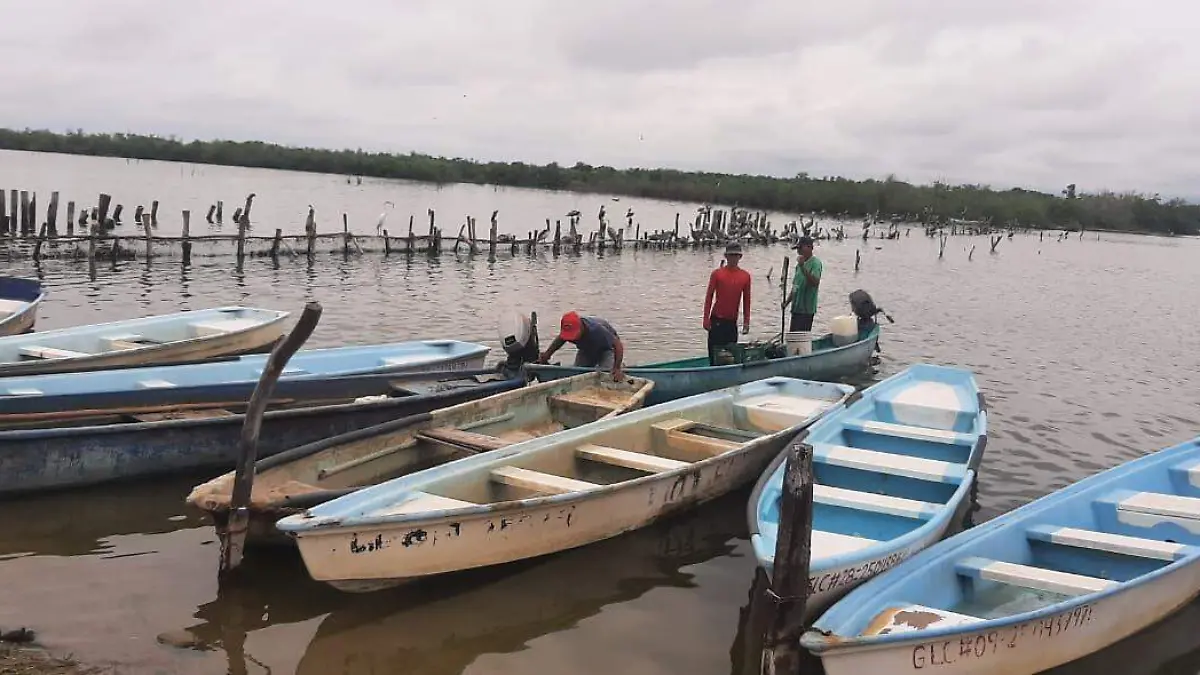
278,379,855,534
801,436,1200,655
0,285,45,335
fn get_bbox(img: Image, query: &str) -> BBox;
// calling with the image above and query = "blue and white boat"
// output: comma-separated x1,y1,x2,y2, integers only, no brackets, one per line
0,276,45,337
277,376,855,592
0,340,491,415
801,436,1200,675
0,306,291,376
748,364,987,615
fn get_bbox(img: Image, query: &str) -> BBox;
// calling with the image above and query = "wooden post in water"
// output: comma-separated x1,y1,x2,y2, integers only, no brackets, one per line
66,201,75,236
216,200,224,223
242,193,255,224
236,212,248,262
231,207,243,225
32,224,48,261
406,214,415,254
8,190,16,232
27,193,37,235
18,191,29,235
855,249,861,272
342,213,351,256
219,301,323,576
553,220,561,254
206,204,216,224
150,200,159,227
0,189,6,234
489,211,498,260
142,214,153,259
382,229,391,255
270,228,282,258
96,194,111,233
760,436,814,675
112,204,124,226
134,205,145,226
453,223,466,253
181,210,192,263
46,191,59,236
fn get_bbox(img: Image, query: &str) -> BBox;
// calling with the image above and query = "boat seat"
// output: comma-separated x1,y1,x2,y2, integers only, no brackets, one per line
735,394,832,432
651,418,745,459
549,391,623,420
417,427,510,452
576,444,690,474
137,379,177,389
843,419,970,445
0,299,28,317
99,333,154,351
1025,525,1194,561
956,557,1115,596
812,529,879,557
490,466,599,495
863,604,982,637
813,443,967,484
813,484,939,521
1098,490,1200,532
1170,459,1200,493
876,381,974,431
376,491,478,517
18,345,91,360
189,317,263,337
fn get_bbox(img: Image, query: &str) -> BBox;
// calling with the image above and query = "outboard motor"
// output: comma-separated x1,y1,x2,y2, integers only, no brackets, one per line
498,311,540,373
849,289,890,332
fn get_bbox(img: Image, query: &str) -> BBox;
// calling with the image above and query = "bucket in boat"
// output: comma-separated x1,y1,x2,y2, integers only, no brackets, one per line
784,331,812,356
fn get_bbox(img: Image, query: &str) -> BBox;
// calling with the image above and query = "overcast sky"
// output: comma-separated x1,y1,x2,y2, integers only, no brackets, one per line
2,1,1197,198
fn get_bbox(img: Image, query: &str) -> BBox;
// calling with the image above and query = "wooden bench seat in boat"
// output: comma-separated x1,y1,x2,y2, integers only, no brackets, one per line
813,484,940,521
1095,490,1200,533
955,557,1116,596
490,466,599,495
651,419,756,459
842,419,969,445
757,522,880,557
812,443,967,484
18,346,91,360
1025,525,1194,561
876,380,975,431
100,333,157,351
417,427,510,452
576,444,690,474
189,317,263,337
548,392,619,419
863,604,982,637
376,491,478,517
1169,459,1200,493
734,394,832,432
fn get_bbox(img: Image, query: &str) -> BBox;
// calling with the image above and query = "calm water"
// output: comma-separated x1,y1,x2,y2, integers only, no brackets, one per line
0,153,1199,674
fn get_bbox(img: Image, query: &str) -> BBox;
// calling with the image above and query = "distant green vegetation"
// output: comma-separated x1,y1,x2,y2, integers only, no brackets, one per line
1,127,1196,235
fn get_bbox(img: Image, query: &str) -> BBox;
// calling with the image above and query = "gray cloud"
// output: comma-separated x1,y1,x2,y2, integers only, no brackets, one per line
1,0,1197,199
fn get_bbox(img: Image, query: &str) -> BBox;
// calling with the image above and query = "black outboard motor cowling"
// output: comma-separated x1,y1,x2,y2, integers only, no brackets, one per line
849,289,882,331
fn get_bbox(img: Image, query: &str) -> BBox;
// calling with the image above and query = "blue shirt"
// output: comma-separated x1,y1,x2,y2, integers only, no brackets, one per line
571,317,619,360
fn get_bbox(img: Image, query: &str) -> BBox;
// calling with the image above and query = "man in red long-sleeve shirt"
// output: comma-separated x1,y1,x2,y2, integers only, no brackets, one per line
703,241,752,365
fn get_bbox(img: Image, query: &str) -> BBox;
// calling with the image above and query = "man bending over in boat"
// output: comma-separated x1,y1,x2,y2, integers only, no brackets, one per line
538,311,625,381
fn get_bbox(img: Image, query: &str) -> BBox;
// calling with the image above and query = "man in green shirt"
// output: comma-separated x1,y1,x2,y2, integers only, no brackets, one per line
782,236,823,331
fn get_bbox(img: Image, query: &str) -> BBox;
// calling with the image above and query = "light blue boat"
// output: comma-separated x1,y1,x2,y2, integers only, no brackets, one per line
0,276,45,337
277,376,855,591
748,364,987,616
0,306,292,376
801,436,1200,675
0,340,492,415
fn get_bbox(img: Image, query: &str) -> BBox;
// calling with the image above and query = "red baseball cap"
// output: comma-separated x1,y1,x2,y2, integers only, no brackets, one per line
559,311,583,341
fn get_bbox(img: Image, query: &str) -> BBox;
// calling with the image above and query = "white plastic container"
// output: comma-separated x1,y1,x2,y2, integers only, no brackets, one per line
784,331,812,356
829,315,859,346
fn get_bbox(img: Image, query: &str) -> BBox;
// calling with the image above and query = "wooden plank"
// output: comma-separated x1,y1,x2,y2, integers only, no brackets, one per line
956,557,1115,596
577,444,690,473
490,466,598,495
417,427,510,452
128,408,235,423
1026,525,1192,561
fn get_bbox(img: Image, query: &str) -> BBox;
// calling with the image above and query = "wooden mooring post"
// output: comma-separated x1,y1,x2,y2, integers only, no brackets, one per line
271,228,282,258
216,200,224,223
18,191,29,235
219,301,323,576
46,191,59,236
27,193,37,235
236,212,248,262
0,189,6,234
66,200,75,236
8,190,16,231
142,214,153,258
759,436,814,675
150,199,160,227
181,210,192,263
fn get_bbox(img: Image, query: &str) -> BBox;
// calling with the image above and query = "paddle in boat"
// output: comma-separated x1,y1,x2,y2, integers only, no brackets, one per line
748,364,988,617
0,276,45,337
523,290,888,404
0,339,490,416
186,372,655,548
0,306,290,376
801,435,1200,675
275,376,855,591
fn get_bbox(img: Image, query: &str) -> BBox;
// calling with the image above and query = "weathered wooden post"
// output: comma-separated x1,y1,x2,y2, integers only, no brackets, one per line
32,224,48,261
47,191,59,236
553,220,561,254
270,228,282,258
220,301,323,575
231,207,243,225
96,194,111,231
66,200,75,236
242,193,255,224
454,223,466,253
206,204,216,224
112,203,124,226
142,213,153,259
306,216,316,258
382,229,391,256
427,209,435,240
489,210,498,260
0,189,6,234
406,214,415,254
8,190,17,231
150,199,160,227
342,213,351,256
236,212,248,262
216,200,224,223
18,191,29,235
855,249,862,271
760,436,815,675
134,204,145,226
27,193,37,234
182,210,192,263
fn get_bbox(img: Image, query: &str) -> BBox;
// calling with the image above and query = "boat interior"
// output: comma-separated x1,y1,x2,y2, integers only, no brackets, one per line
758,369,984,567
0,277,42,321
1,307,283,362
355,382,848,520
190,376,652,511
851,448,1200,638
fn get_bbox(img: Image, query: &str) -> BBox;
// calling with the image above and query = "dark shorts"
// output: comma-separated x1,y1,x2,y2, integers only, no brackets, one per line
574,349,615,369
790,313,815,332
708,318,739,365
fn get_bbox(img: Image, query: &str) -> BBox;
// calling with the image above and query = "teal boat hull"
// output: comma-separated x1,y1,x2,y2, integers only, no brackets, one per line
525,325,879,404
